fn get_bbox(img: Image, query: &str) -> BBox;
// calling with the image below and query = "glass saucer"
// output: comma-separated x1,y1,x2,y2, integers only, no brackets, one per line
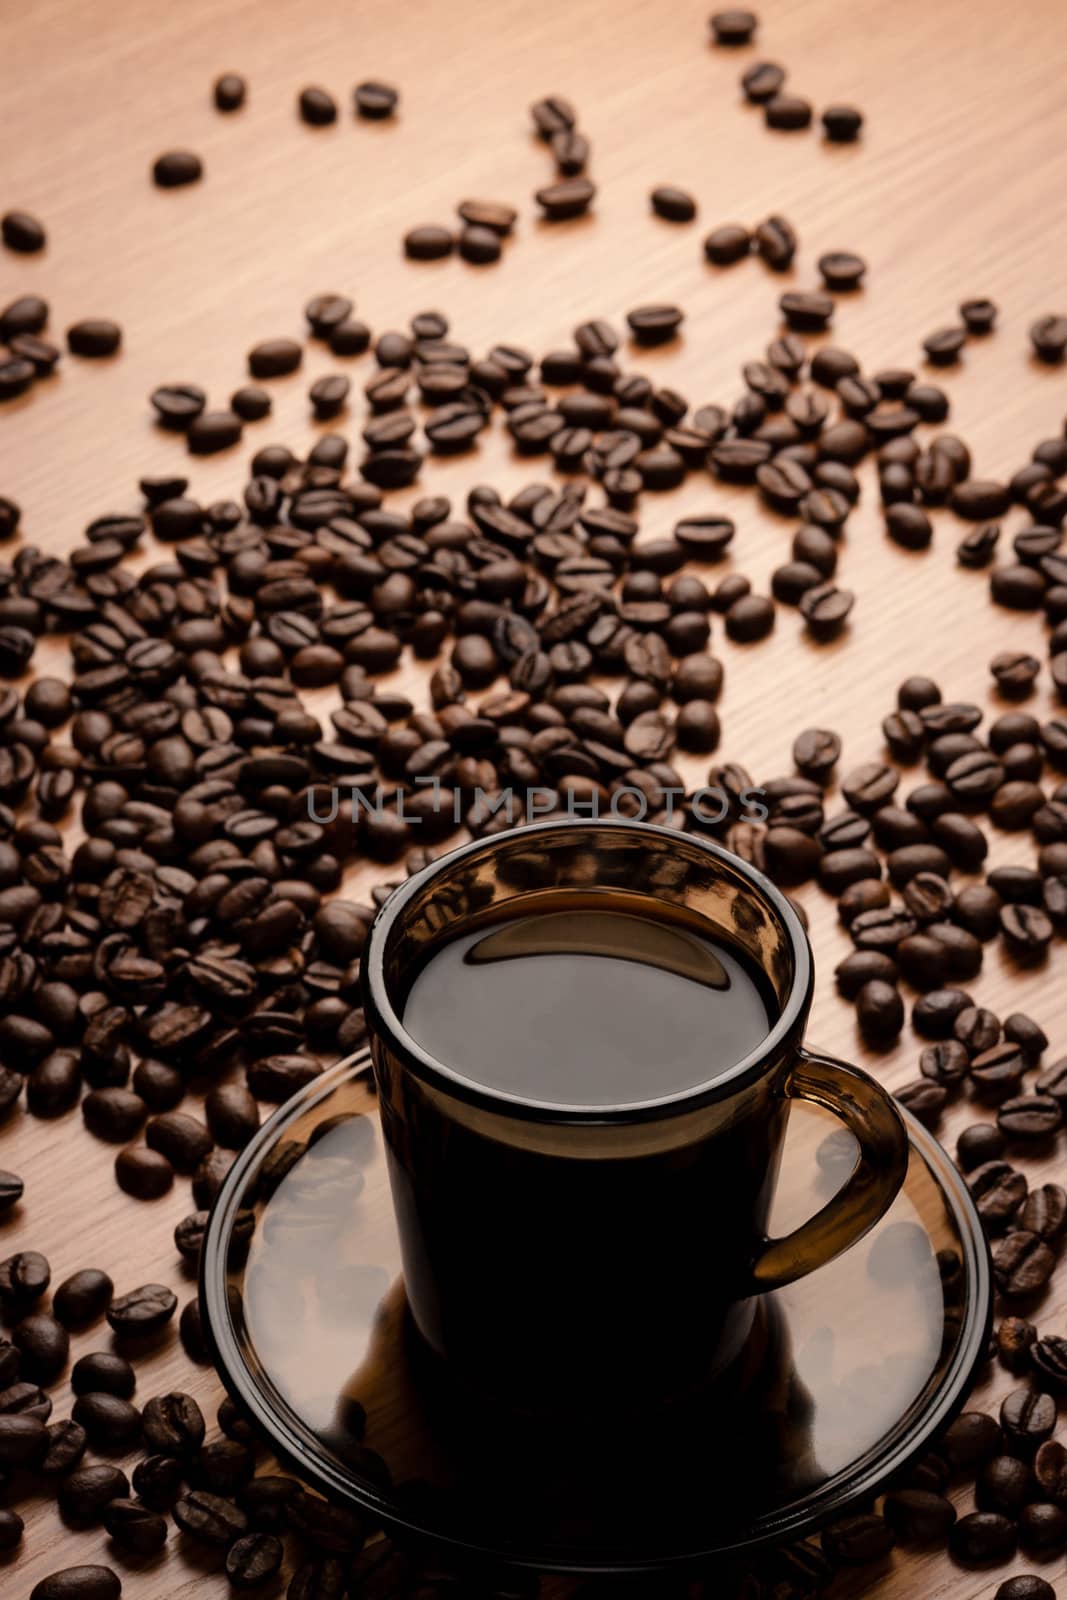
200,1049,991,1577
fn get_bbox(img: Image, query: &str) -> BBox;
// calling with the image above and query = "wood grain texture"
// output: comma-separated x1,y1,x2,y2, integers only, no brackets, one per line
4,0,1067,1594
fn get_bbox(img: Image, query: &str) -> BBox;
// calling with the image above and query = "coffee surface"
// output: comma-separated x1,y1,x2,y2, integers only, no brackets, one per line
401,901,775,1107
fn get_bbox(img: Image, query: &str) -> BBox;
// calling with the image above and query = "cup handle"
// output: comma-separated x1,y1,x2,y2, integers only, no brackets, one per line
749,1046,910,1293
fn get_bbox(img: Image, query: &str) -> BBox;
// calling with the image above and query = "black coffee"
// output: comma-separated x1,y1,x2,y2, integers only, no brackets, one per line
401,894,775,1106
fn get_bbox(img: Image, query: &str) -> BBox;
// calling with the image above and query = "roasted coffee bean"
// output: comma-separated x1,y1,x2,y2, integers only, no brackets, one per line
650,185,696,223
977,1453,1032,1514
1037,1058,1067,1105
741,60,786,101
150,384,206,428
993,1578,1056,1600
173,1488,249,1545
0,1249,50,1306
998,1095,1063,1142
142,1392,205,1456
799,582,854,638
822,104,864,141
59,1463,130,1524
107,1283,177,1338
0,1382,51,1419
627,304,684,346
458,224,502,265
995,1230,1056,1298
283,1493,369,1552
949,1510,1017,1564
896,1079,947,1126
180,1296,209,1364
535,177,596,220
883,1488,956,1541
40,1418,88,1475
299,86,337,125
71,1351,135,1399
354,80,397,118
1031,315,1067,363
710,8,757,43
971,1042,1028,1098
912,987,971,1038
153,150,202,187
1001,903,1054,961
955,1005,1001,1056
115,1146,173,1198
286,1560,348,1600
956,1122,1006,1170
821,1511,895,1563
0,1171,23,1213
457,199,517,234
967,1162,1028,1229
226,1532,284,1589
725,593,775,641
914,1038,966,1087
132,1452,184,1509
1004,1388,1062,1465
238,1473,303,1533
1030,1336,1067,1393
13,1313,69,1383
214,72,246,111
793,727,840,782
942,1410,1003,1470
248,338,302,379
1034,1438,1067,1504
205,1083,261,1148
995,1316,1037,1373
855,980,904,1045
2,209,46,253
145,1111,213,1173
29,1568,122,1600
0,1505,23,1548
765,93,813,131
83,1089,147,1143
196,1437,254,1494
103,1497,168,1555
404,225,453,260
1019,1502,1067,1551
53,1268,114,1330
0,1412,47,1466
704,224,752,265
818,249,866,290
754,213,797,270
189,410,243,454
71,1393,142,1450
67,320,121,357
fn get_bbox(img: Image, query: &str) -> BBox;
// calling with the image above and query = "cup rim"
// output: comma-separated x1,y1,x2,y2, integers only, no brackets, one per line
360,818,814,1124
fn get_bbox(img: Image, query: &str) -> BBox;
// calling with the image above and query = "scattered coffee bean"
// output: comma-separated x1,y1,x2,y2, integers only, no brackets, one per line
227,1532,284,1589
710,8,758,44
822,104,864,142
152,151,202,188
299,87,337,126
214,72,246,112
354,81,398,119
67,320,121,358
651,186,696,222
950,1511,1017,1564
107,1283,177,1338
2,211,46,253
30,1568,121,1600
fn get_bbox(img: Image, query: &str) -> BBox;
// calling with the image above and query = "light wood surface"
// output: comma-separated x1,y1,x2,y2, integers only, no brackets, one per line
4,0,1067,1594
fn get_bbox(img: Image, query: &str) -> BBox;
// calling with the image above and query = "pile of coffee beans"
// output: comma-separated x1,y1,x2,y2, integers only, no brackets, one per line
7,11,1067,1599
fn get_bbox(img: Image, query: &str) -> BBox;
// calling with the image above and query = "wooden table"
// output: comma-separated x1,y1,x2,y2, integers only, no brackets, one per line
4,0,1067,1594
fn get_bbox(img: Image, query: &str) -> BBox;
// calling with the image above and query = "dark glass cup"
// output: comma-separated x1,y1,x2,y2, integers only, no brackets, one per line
361,820,908,1420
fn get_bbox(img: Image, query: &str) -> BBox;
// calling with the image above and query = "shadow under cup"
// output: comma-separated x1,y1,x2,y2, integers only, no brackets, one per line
360,820,905,1426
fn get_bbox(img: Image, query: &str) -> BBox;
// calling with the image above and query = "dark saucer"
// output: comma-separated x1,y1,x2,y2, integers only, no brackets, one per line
201,1048,992,1577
